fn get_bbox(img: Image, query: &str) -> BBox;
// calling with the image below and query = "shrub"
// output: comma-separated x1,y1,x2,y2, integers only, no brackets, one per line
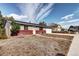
0,11,7,39
10,18,20,36
0,34,7,39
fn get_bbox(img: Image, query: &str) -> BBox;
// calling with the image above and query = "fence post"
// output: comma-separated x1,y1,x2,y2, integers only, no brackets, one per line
33,30,36,35
5,20,11,38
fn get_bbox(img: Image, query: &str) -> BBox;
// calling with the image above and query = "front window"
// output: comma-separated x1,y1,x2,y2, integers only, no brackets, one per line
24,25,28,30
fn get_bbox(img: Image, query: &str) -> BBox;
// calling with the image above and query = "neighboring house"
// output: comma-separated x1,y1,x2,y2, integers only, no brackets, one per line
15,21,52,35
53,25,62,32
49,23,62,32
68,26,79,33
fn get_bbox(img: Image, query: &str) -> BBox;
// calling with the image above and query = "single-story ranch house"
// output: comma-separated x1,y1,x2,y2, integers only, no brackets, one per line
15,21,52,35
5,20,52,38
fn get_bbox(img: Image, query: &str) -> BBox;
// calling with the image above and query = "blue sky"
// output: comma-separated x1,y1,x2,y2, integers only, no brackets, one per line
0,3,79,28
45,4,78,22
0,3,21,15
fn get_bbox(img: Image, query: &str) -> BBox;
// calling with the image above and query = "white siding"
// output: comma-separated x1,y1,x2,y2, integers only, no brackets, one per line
44,28,52,34
28,26,39,30
57,26,61,31
58,28,61,31
20,25,24,30
33,30,36,35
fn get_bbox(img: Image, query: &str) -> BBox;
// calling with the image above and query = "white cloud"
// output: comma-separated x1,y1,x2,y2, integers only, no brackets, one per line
64,21,79,29
38,9,53,21
18,3,54,22
18,3,41,21
58,21,65,24
58,19,79,29
67,19,79,23
58,19,79,24
7,13,28,20
61,14,74,20
36,4,54,20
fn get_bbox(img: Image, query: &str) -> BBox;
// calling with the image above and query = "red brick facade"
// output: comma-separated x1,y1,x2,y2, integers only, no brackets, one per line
36,30,46,34
18,30,33,35
18,30,46,35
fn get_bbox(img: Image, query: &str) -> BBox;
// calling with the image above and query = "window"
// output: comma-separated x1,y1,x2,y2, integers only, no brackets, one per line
24,25,28,30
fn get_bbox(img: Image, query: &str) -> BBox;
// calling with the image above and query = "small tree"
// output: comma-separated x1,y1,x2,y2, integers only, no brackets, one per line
9,17,20,36
0,11,7,39
39,21,47,27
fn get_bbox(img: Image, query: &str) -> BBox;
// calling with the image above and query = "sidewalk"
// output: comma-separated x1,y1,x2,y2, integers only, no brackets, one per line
50,33,75,36
67,33,79,56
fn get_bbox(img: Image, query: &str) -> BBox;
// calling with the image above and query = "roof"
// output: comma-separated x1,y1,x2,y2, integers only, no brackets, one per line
15,20,50,28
